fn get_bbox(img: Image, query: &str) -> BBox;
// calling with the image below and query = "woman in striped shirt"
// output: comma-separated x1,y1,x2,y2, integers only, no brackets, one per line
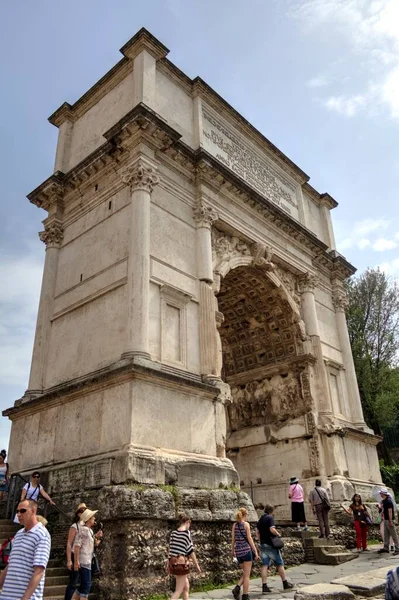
168,513,201,599
231,507,259,600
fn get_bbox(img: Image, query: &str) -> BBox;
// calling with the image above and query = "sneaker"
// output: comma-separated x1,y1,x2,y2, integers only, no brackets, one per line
296,526,301,531
304,526,309,531
377,548,389,553
242,595,250,600
283,580,294,590
232,585,241,600
362,548,370,552
393,550,399,556
318,535,325,538
262,584,272,594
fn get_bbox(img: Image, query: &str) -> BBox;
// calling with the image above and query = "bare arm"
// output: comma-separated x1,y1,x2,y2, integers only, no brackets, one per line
388,508,393,522
341,503,352,515
0,564,8,588
21,566,45,600
189,550,201,573
231,523,236,556
66,527,77,567
244,522,259,558
40,487,55,505
74,545,80,571
270,526,280,537
20,487,27,501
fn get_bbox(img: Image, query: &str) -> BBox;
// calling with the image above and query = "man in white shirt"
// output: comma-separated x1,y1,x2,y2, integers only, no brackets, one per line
0,499,51,600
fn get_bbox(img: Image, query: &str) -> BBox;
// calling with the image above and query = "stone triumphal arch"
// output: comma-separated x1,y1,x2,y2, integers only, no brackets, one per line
6,28,382,539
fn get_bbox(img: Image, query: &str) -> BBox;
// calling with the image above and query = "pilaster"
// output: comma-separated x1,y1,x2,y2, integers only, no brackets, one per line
299,272,332,415
332,287,367,428
26,214,64,397
120,157,159,361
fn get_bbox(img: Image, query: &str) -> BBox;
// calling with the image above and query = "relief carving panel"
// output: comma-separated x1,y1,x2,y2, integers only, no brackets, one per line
229,372,304,430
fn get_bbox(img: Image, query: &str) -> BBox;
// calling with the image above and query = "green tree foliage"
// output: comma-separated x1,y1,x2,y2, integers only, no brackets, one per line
346,269,399,461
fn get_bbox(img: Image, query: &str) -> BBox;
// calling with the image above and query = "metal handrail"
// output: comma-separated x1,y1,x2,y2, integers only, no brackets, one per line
5,473,28,520
5,473,71,522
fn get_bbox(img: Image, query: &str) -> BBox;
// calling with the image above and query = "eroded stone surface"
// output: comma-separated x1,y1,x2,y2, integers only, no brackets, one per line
294,583,354,600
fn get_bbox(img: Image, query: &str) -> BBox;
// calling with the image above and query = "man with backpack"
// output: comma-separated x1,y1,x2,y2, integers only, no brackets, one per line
309,479,331,539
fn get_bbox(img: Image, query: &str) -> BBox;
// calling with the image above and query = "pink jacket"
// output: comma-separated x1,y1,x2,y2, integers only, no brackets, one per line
289,483,304,502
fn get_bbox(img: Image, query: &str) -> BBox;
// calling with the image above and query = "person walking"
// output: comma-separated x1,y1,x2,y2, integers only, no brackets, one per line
289,477,308,531
167,513,201,600
0,499,51,600
231,507,259,600
378,489,399,555
73,508,103,599
309,479,331,539
0,450,9,502
20,472,55,505
64,503,87,600
256,505,294,594
341,494,370,552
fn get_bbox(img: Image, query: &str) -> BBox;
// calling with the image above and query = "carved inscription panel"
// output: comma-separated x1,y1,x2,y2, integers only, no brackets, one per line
202,106,300,220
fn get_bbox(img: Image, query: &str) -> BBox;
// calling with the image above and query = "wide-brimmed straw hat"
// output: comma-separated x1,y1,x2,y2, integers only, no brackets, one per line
290,476,299,485
80,509,98,523
75,502,87,514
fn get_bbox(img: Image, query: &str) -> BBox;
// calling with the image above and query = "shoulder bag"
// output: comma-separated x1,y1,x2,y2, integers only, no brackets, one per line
315,487,331,511
270,536,284,549
169,554,190,576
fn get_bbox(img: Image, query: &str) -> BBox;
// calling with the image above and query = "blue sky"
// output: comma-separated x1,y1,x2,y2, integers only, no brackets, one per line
1,0,399,449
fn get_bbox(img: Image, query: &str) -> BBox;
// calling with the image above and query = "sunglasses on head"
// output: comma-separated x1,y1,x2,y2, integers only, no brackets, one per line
16,508,28,514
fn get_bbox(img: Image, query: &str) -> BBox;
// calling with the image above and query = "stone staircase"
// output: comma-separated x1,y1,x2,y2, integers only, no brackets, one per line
0,519,95,599
293,530,357,565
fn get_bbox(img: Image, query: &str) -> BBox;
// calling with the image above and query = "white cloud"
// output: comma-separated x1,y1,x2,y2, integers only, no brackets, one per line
291,0,399,120
0,252,43,386
336,217,390,250
324,94,366,117
372,238,398,251
307,75,330,88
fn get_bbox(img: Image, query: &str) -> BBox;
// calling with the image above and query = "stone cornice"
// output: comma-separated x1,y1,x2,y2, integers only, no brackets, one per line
27,172,66,211
303,183,338,210
4,358,217,419
29,104,352,276
45,28,339,210
119,27,169,61
48,58,131,127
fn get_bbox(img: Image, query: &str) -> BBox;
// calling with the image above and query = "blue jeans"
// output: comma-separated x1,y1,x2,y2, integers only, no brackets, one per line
64,554,80,600
78,566,92,598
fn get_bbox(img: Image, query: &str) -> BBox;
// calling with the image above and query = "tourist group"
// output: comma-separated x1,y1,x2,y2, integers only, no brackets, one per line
0,461,399,600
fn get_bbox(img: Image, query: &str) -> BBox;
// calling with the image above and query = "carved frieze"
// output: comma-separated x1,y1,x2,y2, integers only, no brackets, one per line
39,223,64,247
274,265,301,308
120,159,159,193
212,229,252,271
229,372,304,430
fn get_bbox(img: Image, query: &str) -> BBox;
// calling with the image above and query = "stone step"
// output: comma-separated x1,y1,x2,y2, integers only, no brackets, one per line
331,565,396,597
314,549,358,565
45,567,68,577
47,558,65,568
44,584,69,597
45,574,70,586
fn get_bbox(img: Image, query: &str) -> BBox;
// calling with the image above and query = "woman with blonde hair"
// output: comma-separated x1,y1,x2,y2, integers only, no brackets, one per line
231,507,259,600
64,503,87,600
167,513,201,600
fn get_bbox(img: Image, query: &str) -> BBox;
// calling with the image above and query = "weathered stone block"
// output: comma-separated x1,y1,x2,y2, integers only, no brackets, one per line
295,583,354,600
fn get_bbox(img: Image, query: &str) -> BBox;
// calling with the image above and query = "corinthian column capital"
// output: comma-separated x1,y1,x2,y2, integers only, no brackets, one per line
120,158,159,193
332,288,349,312
298,272,319,294
193,202,219,228
39,222,64,248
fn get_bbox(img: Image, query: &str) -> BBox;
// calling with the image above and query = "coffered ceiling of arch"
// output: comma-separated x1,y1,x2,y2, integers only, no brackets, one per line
217,266,300,379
